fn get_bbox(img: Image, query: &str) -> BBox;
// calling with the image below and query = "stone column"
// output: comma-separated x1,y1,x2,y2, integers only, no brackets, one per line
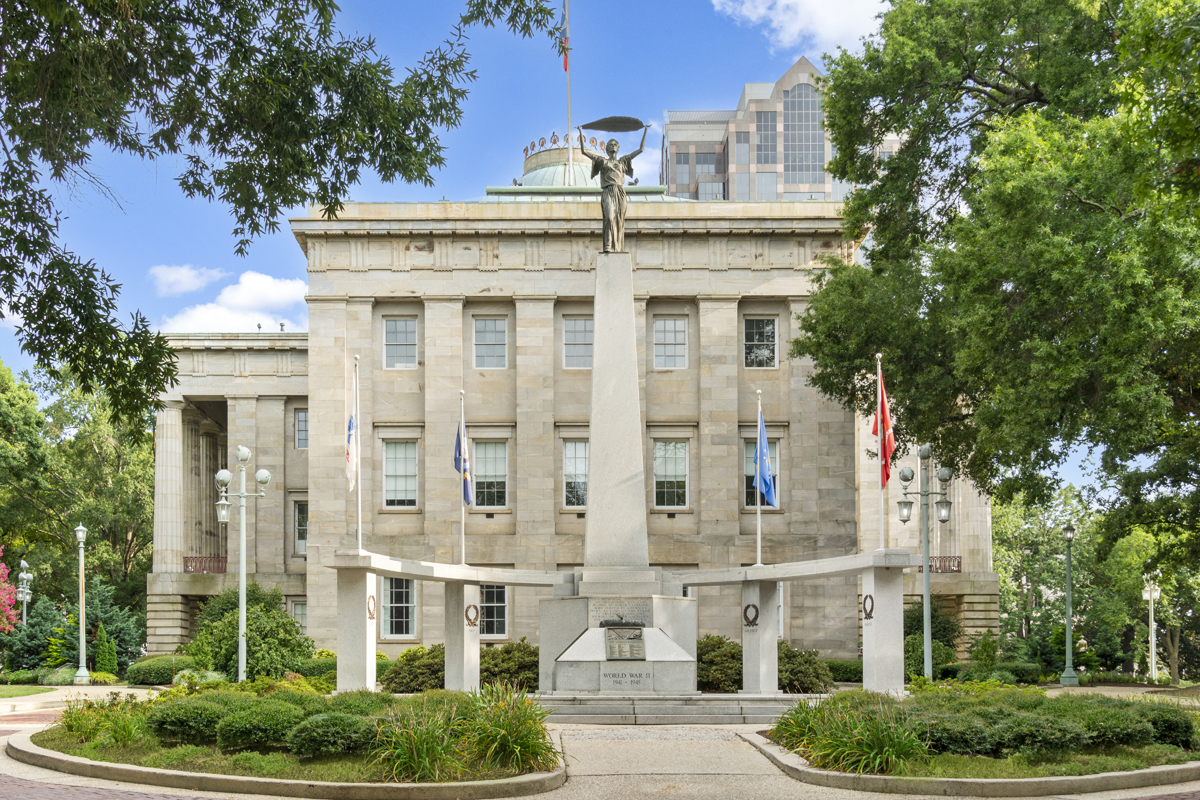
336,568,378,692
861,564,904,694
515,297,556,543
183,414,202,558
423,297,465,560
200,433,221,558
697,296,741,542
152,401,186,573
226,396,259,575
741,580,779,694
445,581,481,691
255,396,286,574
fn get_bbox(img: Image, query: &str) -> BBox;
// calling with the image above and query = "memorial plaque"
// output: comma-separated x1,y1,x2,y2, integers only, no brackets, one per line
588,598,652,627
605,626,646,660
600,665,654,692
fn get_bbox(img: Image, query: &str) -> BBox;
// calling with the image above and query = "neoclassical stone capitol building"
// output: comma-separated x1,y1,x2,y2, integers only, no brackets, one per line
147,58,998,661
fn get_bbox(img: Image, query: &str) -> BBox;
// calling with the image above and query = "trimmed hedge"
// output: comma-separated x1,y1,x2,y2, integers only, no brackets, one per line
480,638,539,690
126,656,195,686
779,642,834,693
216,700,306,749
287,712,376,756
696,635,742,693
0,669,39,685
148,699,225,744
294,657,337,678
328,688,398,717
824,659,863,682
380,644,445,693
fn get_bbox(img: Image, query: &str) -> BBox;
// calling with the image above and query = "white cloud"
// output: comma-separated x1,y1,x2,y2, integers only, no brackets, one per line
148,264,229,297
160,271,308,333
712,0,884,57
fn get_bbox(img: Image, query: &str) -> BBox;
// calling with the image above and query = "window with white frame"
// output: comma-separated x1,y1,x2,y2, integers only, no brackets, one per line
294,501,308,555
295,409,308,449
474,318,507,368
474,441,507,508
291,600,307,634
654,440,688,508
564,317,593,369
385,318,418,368
480,584,507,637
384,441,417,507
744,439,780,507
381,577,416,638
744,318,778,368
564,440,589,507
653,317,687,368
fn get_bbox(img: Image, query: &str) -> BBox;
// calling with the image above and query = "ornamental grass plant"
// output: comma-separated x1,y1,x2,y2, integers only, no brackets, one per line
372,698,467,782
466,682,558,773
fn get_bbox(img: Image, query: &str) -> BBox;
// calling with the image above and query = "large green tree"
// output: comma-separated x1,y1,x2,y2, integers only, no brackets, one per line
0,0,559,425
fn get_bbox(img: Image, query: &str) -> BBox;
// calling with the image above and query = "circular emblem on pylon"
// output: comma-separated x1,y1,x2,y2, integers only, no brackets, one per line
862,594,875,621
367,595,376,621
743,603,760,627
465,604,480,627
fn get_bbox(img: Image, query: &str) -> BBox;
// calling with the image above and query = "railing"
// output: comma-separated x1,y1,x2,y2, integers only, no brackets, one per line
524,132,605,159
917,556,962,574
183,557,227,574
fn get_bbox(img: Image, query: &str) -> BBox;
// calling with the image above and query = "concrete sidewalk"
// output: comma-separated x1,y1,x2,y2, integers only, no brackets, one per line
0,685,154,714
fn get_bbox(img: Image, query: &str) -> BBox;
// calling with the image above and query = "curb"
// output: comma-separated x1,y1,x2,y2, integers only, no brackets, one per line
7,730,567,800
1,701,66,714
738,732,1200,797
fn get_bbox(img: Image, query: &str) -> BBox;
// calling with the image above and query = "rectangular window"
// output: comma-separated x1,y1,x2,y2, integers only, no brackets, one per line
291,601,307,634
735,131,750,165
564,440,589,507
699,182,725,201
735,172,750,201
695,153,716,175
564,317,594,369
295,409,308,449
480,584,507,637
381,577,415,638
654,440,688,508
384,441,417,507
384,318,418,368
674,192,693,200
783,84,826,184
474,318,507,369
653,317,688,369
744,439,780,507
756,111,777,164
756,172,777,202
294,501,308,555
744,318,778,368
474,441,507,508
674,152,690,186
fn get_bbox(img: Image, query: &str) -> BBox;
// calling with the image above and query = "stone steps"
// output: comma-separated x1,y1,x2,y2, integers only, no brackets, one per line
536,693,815,725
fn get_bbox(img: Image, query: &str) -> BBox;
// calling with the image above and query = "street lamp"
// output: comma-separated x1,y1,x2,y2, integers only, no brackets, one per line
896,445,953,679
73,524,89,686
1143,577,1161,682
17,560,32,624
215,448,271,682
1061,523,1079,686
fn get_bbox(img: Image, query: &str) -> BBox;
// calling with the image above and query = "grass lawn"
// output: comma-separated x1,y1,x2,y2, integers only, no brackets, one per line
0,685,54,699
904,744,1196,779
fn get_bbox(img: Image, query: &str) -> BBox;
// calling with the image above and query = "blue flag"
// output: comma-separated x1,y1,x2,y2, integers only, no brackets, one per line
753,409,778,509
454,426,473,505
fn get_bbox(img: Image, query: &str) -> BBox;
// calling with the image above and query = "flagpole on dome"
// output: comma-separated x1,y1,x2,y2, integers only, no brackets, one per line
755,389,763,566
563,0,573,186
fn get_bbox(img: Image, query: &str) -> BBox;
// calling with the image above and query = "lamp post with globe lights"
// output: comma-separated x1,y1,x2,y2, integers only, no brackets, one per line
17,560,32,624
73,524,89,685
896,444,953,679
1061,523,1079,686
215,445,271,682
1143,577,1161,682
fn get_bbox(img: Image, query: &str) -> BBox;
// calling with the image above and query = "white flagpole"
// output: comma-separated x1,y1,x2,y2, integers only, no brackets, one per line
355,355,362,550
460,389,467,566
565,0,573,186
877,353,885,551
756,389,763,567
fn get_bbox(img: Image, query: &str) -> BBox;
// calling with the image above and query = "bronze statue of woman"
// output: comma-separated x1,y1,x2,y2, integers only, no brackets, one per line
577,125,648,253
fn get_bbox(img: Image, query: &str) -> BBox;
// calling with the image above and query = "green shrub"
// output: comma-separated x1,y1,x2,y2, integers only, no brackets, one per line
287,712,377,756
970,630,999,674
377,651,390,662
171,668,226,685
89,671,119,685
94,623,119,676
1138,702,1195,748
988,711,1089,754
989,670,1018,685
328,689,399,717
101,709,148,747
696,634,742,692
825,660,864,682
269,688,330,716
921,713,995,755
191,606,314,680
189,689,257,711
480,637,539,690
295,657,337,678
372,700,466,782
904,635,955,679
126,656,195,686
904,596,964,650
147,699,225,744
41,665,78,685
772,695,927,774
466,683,558,772
193,581,285,631
779,642,834,693
0,669,39,684
313,648,336,659
380,644,445,693
215,700,305,750
938,663,968,680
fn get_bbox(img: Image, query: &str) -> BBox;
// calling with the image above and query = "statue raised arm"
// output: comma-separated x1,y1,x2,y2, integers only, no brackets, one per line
576,125,651,253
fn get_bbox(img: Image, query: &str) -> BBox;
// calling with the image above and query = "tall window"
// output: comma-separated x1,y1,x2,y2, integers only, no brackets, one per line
475,441,507,507
695,153,716,175
384,441,417,507
756,172,777,202
744,439,780,507
783,84,825,184
385,318,417,368
295,409,308,449
564,317,594,368
294,501,308,555
654,441,688,508
481,584,507,637
674,152,690,186
735,172,750,201
474,318,507,368
381,577,415,637
564,440,589,507
699,182,725,201
756,111,777,164
291,601,307,634
653,317,688,368
744,318,778,368
735,131,750,165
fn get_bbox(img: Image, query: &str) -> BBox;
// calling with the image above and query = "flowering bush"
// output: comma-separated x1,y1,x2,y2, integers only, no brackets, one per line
0,546,19,633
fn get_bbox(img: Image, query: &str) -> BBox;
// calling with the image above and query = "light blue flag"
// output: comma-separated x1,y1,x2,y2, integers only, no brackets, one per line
753,409,778,508
454,426,473,505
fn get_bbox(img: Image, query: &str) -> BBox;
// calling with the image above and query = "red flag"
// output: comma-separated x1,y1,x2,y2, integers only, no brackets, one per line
872,374,896,486
563,35,568,71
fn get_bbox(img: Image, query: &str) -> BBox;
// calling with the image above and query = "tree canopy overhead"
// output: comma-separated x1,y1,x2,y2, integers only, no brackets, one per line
0,0,560,425
794,0,1200,557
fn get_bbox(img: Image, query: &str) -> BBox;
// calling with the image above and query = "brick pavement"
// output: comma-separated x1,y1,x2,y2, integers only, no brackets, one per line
0,775,211,800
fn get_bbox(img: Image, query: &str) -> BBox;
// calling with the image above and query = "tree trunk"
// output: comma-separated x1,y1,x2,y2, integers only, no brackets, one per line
1167,624,1181,685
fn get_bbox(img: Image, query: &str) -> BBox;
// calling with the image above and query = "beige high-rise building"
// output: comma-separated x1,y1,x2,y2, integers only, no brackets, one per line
146,59,997,662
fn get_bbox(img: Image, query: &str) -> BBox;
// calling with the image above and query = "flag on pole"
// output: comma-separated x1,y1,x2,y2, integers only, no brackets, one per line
753,408,778,508
454,426,473,505
559,5,569,71
345,414,357,490
872,371,896,486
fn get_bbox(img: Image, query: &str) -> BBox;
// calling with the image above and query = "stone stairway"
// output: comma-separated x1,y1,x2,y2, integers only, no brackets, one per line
537,693,816,725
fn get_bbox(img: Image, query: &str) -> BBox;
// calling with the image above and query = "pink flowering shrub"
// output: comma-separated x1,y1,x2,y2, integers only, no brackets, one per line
0,547,17,633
